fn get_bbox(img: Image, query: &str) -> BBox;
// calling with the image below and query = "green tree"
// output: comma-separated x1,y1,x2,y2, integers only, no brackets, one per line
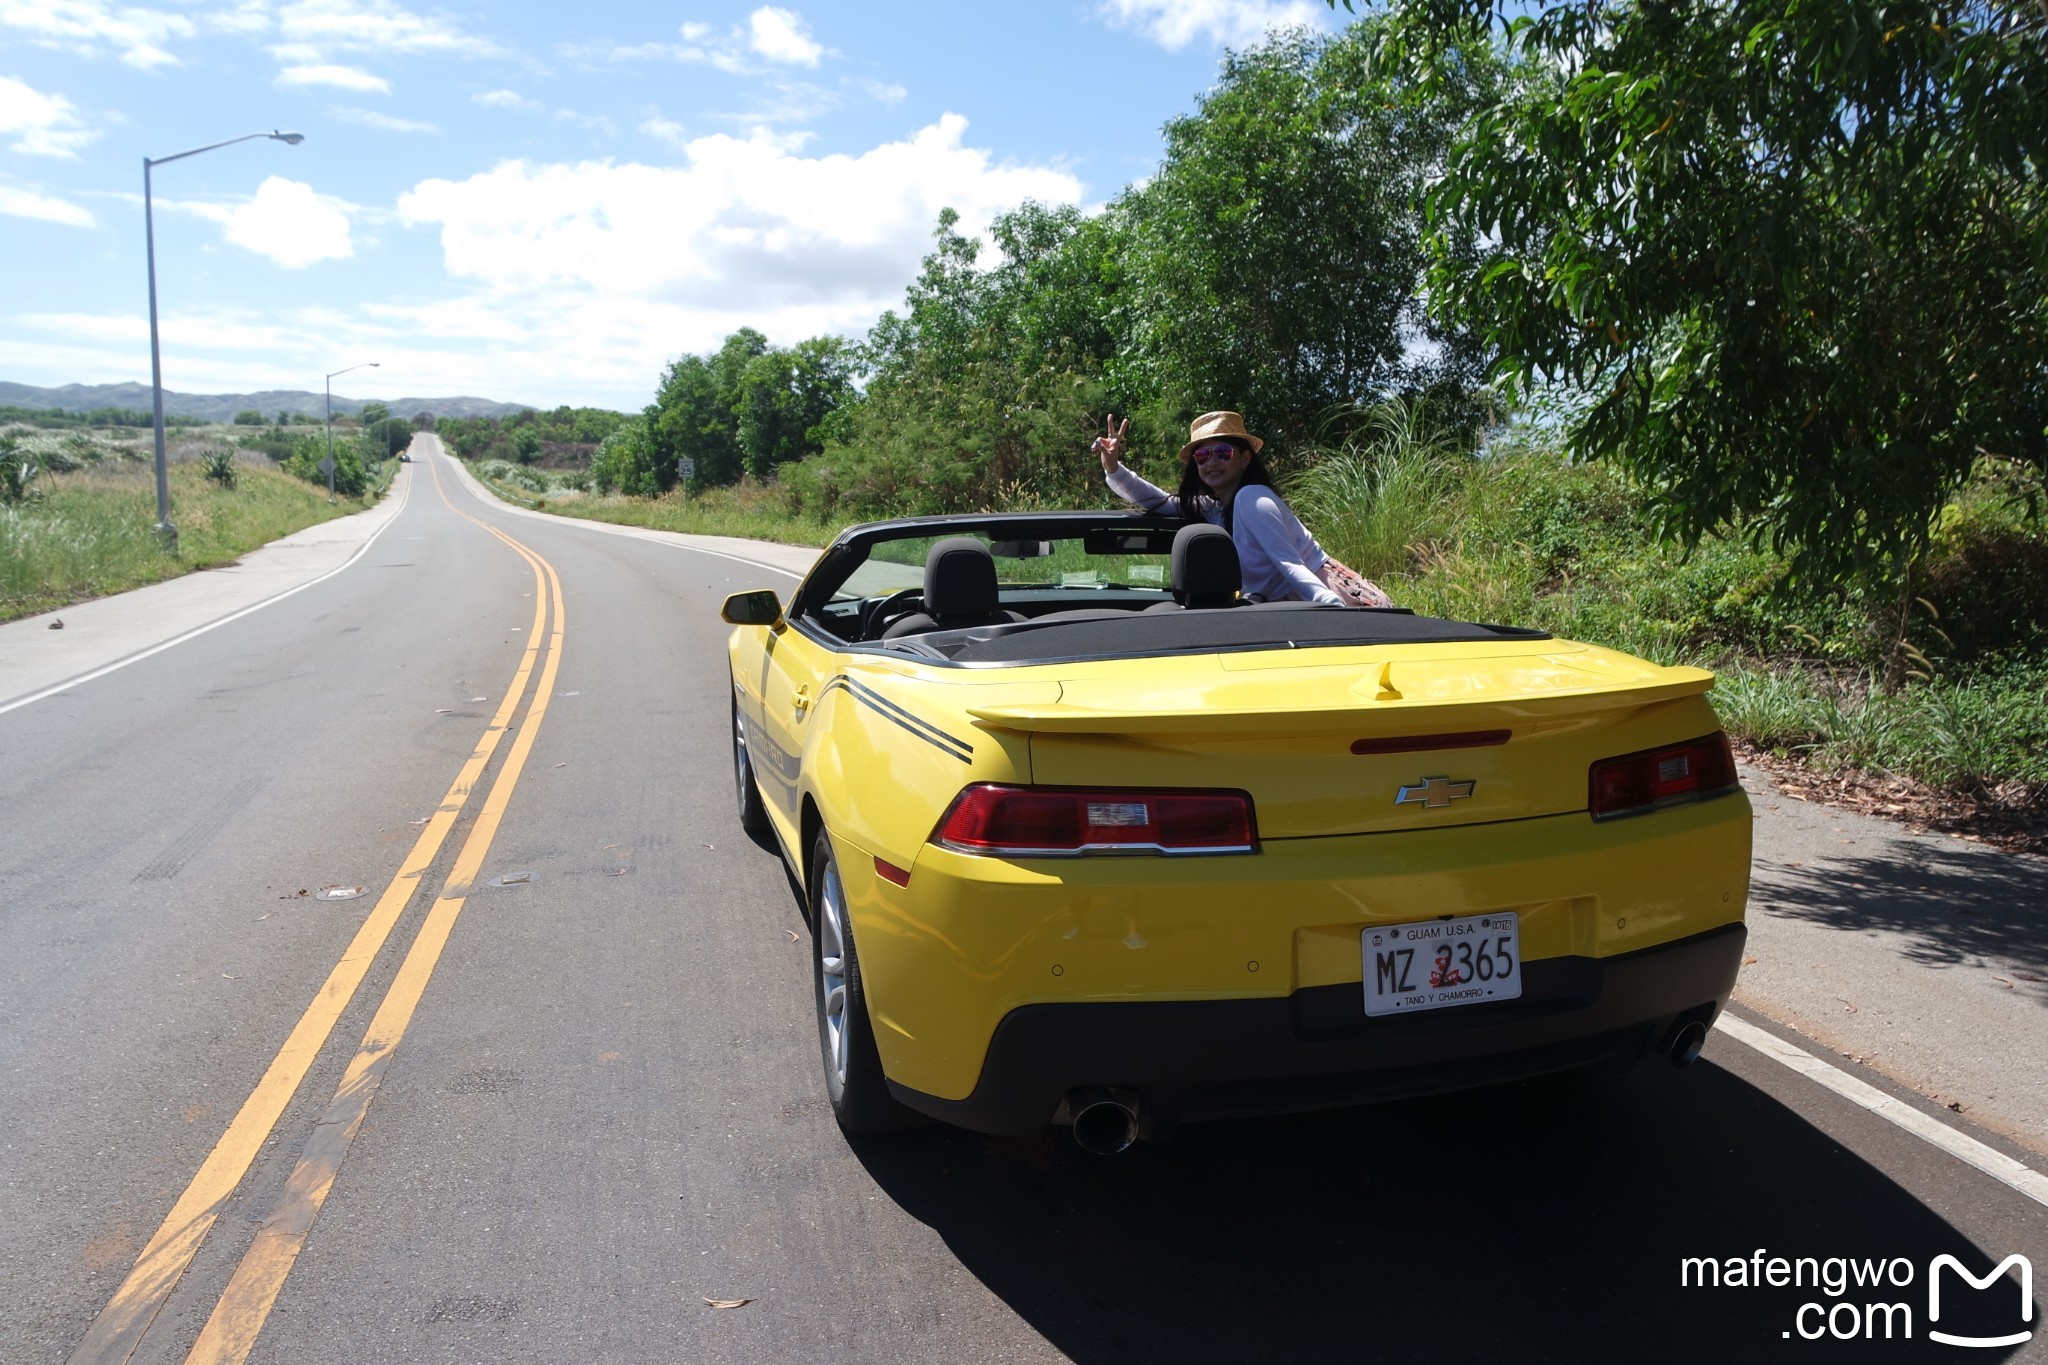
232,409,265,426
1375,0,2048,583
791,210,1114,519
364,416,415,459
590,417,657,494
737,336,856,479
1112,23,1497,449
358,401,390,427
646,328,768,491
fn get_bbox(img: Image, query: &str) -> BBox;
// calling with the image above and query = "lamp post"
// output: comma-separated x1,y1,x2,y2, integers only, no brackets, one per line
325,362,379,503
144,130,303,553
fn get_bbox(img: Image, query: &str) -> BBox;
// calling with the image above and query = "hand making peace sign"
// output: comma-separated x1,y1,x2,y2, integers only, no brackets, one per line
1090,414,1129,473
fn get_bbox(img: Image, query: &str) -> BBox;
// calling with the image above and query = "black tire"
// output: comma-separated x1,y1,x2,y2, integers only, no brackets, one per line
730,687,773,847
809,830,922,1133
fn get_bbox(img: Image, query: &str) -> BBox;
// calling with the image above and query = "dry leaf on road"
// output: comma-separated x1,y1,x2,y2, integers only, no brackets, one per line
703,1298,753,1310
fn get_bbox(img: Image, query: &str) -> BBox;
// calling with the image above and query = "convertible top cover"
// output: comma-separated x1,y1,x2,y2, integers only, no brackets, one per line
911,606,1548,664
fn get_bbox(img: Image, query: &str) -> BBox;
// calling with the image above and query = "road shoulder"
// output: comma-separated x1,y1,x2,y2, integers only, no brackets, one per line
1737,763,2048,1157
0,466,412,713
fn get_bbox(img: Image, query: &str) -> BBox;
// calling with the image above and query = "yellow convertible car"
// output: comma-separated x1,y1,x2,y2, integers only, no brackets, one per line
724,511,1750,1152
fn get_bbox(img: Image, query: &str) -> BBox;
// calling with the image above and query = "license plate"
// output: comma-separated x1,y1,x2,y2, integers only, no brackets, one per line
1362,913,1521,1017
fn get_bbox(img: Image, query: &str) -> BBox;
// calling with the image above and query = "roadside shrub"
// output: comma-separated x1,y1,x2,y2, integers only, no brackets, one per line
201,448,238,489
282,440,365,497
1,437,41,504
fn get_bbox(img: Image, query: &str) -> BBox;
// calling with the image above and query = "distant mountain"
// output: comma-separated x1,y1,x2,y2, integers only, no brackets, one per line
0,381,538,422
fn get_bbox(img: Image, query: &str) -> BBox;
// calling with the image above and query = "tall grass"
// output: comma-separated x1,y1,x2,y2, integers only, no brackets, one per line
0,460,375,622
1290,398,1470,584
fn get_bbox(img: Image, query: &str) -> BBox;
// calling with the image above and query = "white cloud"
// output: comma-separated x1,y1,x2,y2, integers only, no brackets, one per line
377,115,1081,402
204,2,273,37
639,115,689,148
0,307,404,395
277,63,390,92
473,88,539,110
0,182,96,226
172,176,355,268
0,0,194,67
859,78,907,106
0,75,99,158
334,106,438,133
399,115,1074,298
566,9,826,77
273,0,500,59
553,108,616,135
1097,0,1324,50
747,7,821,67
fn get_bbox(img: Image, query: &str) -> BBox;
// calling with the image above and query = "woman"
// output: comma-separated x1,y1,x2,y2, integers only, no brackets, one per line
1093,411,1392,607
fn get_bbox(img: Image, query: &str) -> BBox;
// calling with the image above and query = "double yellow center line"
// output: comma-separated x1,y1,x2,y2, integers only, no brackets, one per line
70,455,566,1365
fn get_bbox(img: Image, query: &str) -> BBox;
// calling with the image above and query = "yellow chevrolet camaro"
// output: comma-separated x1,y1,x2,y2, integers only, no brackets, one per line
724,511,1750,1152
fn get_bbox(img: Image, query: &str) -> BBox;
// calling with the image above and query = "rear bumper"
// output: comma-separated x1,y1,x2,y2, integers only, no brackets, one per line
885,921,1745,1136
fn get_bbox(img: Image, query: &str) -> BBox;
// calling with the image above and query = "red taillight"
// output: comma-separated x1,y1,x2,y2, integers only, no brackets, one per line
932,785,1258,856
1588,732,1739,820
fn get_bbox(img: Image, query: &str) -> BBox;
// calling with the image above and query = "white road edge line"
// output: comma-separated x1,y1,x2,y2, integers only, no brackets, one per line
1716,1012,2048,1209
0,468,413,719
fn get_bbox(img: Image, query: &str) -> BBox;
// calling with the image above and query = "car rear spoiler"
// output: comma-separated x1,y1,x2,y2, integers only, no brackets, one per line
963,670,1717,735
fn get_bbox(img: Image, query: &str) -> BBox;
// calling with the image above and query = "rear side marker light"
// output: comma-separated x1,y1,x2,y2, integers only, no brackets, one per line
932,784,1259,857
874,857,911,887
1589,731,1739,820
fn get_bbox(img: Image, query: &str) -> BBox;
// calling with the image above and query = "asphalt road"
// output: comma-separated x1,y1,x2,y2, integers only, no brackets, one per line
4,439,2044,1364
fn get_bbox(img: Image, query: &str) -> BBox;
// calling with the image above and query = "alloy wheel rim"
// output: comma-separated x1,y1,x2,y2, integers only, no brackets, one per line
818,862,849,1089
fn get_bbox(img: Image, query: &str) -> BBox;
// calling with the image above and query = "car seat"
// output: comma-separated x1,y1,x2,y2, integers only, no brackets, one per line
1144,523,1242,611
881,537,1027,638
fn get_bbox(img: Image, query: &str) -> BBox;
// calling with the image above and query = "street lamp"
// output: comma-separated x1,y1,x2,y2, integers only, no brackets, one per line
145,130,304,553
325,362,379,503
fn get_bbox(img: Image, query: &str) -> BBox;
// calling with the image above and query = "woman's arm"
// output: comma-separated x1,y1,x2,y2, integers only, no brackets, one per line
1234,490,1343,605
1105,463,1180,516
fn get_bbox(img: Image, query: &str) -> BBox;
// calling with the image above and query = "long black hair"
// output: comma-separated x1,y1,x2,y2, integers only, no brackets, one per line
1175,441,1276,534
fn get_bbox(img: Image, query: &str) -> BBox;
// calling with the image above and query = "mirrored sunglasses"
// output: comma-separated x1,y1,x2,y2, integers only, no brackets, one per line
1188,441,1243,463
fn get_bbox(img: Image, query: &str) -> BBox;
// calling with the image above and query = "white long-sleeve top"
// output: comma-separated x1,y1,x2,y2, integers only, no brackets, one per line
1105,463,1342,606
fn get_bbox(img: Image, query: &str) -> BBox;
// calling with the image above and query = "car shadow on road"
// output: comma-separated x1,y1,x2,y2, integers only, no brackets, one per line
1753,840,2048,988
851,1062,2030,1363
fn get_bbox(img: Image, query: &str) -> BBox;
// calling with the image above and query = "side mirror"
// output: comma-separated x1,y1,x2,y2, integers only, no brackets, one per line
721,589,783,626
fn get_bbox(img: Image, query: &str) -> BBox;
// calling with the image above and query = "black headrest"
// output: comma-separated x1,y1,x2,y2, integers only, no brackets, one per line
1171,523,1240,608
924,536,1000,618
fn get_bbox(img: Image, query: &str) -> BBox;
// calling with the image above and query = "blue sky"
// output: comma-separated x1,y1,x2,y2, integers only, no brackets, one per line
0,0,1332,409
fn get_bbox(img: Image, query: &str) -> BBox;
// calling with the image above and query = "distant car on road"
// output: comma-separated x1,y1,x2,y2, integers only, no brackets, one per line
723,510,1750,1152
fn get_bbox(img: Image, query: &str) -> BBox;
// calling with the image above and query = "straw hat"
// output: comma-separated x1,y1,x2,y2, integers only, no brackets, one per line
1178,410,1265,461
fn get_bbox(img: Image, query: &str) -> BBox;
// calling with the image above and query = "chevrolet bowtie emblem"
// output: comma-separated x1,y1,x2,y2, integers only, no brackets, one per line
1395,777,1476,809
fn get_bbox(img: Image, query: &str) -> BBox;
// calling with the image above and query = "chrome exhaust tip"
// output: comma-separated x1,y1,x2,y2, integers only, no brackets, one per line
1068,1089,1140,1155
1666,1019,1709,1069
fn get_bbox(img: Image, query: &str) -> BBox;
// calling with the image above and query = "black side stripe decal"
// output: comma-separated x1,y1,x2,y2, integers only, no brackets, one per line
822,676,974,763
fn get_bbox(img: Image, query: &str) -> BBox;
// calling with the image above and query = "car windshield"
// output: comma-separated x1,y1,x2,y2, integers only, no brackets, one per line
830,532,1174,602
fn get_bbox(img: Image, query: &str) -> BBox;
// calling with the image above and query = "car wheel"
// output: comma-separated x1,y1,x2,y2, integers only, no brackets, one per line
810,830,921,1133
730,688,773,846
